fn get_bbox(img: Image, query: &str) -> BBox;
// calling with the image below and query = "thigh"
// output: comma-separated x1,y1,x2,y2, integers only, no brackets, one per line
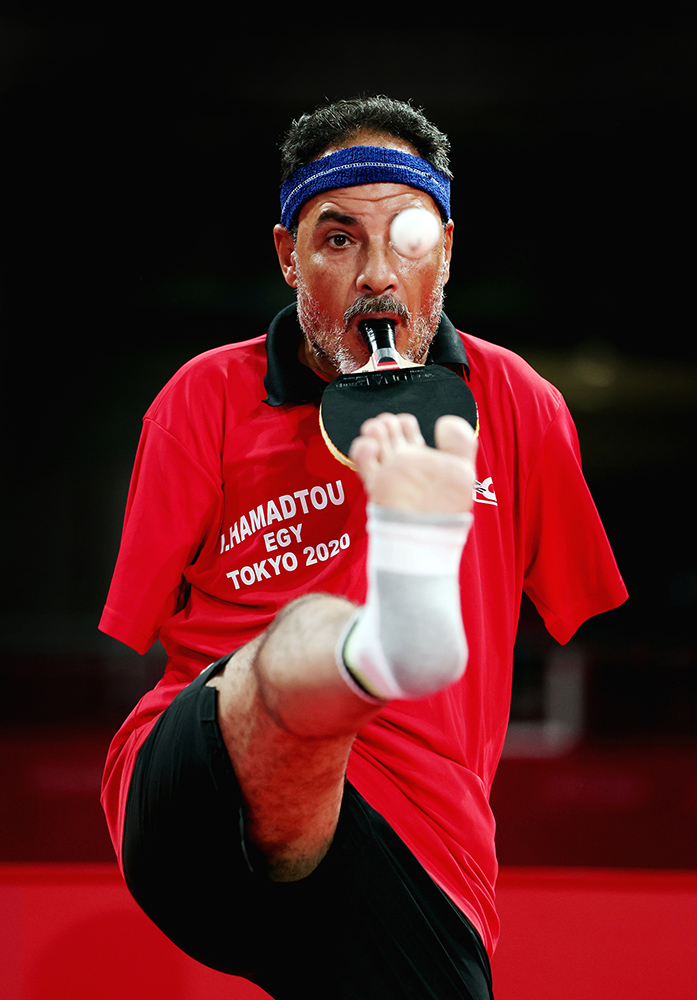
123,658,493,999
281,786,495,1000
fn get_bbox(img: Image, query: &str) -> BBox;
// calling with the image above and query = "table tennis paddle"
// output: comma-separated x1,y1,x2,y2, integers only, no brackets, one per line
319,318,478,468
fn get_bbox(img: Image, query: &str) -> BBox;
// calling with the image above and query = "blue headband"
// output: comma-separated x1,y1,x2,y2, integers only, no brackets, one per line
279,145,451,229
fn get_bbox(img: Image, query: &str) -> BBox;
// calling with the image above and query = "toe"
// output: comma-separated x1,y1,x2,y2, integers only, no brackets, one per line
396,413,425,445
434,415,478,463
360,413,402,456
348,434,381,480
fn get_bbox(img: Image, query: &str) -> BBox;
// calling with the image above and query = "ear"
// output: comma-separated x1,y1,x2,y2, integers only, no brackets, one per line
274,224,298,288
442,219,454,285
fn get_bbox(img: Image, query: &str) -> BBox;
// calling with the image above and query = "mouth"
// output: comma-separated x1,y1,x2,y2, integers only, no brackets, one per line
348,318,403,360
343,295,410,332
357,317,402,369
352,310,403,329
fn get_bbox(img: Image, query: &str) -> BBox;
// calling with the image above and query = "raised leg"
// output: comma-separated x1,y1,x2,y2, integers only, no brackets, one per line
207,412,477,881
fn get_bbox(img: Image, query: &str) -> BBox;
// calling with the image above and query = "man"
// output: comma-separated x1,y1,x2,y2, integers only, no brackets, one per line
100,97,627,999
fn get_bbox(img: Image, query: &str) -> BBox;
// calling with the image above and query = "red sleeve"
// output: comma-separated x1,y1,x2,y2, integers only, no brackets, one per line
522,401,627,644
99,417,223,653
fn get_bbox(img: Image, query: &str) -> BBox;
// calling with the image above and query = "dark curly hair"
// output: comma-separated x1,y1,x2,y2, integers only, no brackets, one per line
279,96,453,183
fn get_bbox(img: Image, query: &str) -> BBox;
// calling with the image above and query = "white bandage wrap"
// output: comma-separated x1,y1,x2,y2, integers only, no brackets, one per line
337,504,473,701
363,504,472,575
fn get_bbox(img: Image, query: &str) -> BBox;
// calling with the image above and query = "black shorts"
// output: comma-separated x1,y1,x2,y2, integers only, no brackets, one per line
123,657,494,1000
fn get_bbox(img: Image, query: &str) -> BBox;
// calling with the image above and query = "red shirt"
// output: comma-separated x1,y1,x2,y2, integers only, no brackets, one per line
99,306,627,955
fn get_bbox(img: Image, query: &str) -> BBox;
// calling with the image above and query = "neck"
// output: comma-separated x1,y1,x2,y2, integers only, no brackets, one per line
297,337,337,381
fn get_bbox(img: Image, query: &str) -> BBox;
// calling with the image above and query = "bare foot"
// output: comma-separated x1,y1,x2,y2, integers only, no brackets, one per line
348,412,477,514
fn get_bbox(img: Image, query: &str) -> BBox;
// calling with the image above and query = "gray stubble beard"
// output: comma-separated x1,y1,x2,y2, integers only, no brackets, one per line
295,263,447,375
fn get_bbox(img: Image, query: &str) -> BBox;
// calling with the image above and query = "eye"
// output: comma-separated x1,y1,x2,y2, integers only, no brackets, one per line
326,232,353,248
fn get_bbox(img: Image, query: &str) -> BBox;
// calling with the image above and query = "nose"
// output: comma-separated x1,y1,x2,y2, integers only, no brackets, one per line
357,237,399,296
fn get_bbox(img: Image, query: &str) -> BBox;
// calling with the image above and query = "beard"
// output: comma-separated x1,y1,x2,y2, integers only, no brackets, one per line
295,265,447,376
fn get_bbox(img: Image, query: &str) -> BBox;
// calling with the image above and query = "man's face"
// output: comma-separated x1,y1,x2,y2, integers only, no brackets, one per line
274,176,454,379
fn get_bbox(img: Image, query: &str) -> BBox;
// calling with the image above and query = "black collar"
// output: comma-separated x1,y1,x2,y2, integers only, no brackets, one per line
263,303,470,406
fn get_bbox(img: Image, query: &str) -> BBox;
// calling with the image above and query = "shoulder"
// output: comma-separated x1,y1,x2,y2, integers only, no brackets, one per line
458,329,566,429
460,330,559,395
145,335,268,423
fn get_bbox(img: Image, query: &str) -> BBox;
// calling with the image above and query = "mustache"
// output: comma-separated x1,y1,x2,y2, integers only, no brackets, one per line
343,294,410,326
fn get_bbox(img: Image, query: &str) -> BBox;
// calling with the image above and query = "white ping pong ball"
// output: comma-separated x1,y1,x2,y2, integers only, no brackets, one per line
390,207,442,259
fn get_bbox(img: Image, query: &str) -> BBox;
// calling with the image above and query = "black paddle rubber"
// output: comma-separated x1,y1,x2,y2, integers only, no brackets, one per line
320,320,478,467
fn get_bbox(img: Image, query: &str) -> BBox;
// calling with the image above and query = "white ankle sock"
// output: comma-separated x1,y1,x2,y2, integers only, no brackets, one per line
337,503,473,701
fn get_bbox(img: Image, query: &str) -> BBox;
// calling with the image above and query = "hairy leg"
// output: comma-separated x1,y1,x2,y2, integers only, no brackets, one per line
207,412,477,881
207,594,369,882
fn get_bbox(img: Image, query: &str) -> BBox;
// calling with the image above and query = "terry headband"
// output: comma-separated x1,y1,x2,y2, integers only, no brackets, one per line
279,145,451,229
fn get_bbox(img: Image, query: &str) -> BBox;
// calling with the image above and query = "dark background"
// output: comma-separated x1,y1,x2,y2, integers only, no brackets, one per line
1,16,696,866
